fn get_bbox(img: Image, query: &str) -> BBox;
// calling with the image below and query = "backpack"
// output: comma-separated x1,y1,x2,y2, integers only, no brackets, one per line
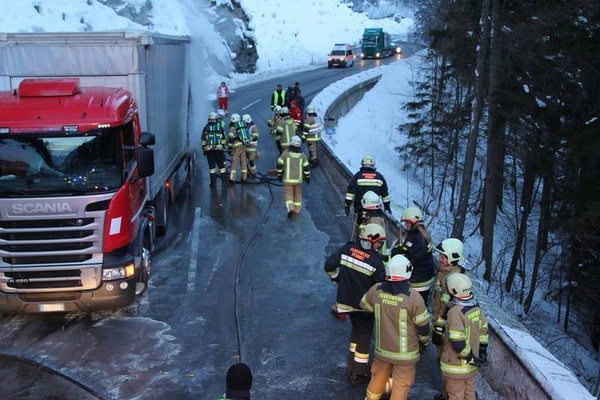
205,123,224,147
234,121,251,144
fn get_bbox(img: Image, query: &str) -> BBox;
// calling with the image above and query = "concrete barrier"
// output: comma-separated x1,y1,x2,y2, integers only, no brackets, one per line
311,65,595,400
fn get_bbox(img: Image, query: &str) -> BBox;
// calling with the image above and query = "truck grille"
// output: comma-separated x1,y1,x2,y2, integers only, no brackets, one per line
0,217,103,292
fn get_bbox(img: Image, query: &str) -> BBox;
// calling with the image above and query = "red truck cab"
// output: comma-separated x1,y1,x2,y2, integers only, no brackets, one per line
0,78,155,313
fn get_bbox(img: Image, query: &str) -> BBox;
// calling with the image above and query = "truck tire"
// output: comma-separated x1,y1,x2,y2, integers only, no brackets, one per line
156,187,170,236
135,244,151,297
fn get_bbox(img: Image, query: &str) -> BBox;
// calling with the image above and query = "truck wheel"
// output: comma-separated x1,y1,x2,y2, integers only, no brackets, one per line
156,187,170,236
135,245,151,296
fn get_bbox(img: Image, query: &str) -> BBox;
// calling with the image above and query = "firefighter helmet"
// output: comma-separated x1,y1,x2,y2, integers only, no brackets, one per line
242,114,252,123
306,105,317,115
361,191,381,210
359,223,386,244
208,112,219,121
290,135,302,147
280,107,290,115
361,155,376,168
274,105,282,114
230,113,241,123
446,273,473,299
385,255,413,281
401,207,423,225
435,238,464,266
216,109,226,118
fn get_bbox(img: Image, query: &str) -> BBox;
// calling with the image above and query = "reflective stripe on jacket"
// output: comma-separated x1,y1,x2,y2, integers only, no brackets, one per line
276,150,309,184
440,302,489,378
324,242,385,312
202,122,227,151
302,115,322,142
360,283,431,364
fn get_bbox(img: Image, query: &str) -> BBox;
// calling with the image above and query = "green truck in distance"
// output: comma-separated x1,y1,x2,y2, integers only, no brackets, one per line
360,28,393,59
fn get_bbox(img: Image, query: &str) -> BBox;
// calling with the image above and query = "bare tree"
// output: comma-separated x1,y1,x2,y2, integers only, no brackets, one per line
451,0,491,240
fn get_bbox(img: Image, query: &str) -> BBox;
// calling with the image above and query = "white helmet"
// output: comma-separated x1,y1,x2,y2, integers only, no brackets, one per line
401,207,423,225
230,113,241,123
208,112,219,121
280,107,290,115
290,135,302,147
306,105,317,115
274,105,282,114
359,223,386,244
216,109,226,117
361,155,376,168
385,255,413,281
435,238,464,266
361,191,381,210
446,273,473,299
242,114,252,123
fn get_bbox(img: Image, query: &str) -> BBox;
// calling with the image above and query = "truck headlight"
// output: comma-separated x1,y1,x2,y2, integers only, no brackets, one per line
103,264,135,281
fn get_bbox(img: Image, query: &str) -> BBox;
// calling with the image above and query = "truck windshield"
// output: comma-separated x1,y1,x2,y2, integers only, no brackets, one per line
0,132,124,196
362,37,378,44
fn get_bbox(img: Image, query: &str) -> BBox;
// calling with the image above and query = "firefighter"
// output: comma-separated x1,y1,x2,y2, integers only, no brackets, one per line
228,113,251,183
324,223,386,385
267,106,283,154
270,83,286,110
201,111,228,188
275,107,297,153
242,114,260,177
431,238,469,400
389,206,436,306
215,362,253,400
360,255,431,400
302,105,322,167
276,135,310,218
216,109,227,131
344,155,391,216
440,273,489,400
356,191,387,255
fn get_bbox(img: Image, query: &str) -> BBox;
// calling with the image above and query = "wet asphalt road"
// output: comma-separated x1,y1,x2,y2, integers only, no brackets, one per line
0,48,445,400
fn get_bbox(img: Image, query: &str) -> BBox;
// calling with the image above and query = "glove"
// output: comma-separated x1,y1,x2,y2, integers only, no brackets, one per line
419,342,428,354
305,176,310,185
477,345,489,367
384,202,391,213
432,325,444,346
277,175,283,182
344,200,352,216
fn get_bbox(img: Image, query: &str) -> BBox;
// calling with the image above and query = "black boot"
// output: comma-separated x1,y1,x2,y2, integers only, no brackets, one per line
209,174,217,188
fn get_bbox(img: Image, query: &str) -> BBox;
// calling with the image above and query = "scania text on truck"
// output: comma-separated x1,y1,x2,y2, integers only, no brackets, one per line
360,28,393,59
0,31,193,313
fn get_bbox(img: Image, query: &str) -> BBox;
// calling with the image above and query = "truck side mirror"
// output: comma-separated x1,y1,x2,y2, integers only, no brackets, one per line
140,131,155,146
137,147,155,178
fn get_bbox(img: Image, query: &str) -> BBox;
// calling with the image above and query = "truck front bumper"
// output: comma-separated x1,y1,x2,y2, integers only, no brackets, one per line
0,275,138,314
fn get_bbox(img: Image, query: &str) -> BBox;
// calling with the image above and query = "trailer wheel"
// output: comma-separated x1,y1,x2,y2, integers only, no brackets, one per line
135,245,151,297
156,187,170,236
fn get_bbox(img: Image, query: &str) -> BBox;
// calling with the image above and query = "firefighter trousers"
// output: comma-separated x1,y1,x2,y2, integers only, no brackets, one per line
283,184,303,214
366,358,416,400
445,374,477,400
230,145,247,182
348,312,375,376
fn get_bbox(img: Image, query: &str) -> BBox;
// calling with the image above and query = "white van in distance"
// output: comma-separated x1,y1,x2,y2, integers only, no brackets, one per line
328,44,355,68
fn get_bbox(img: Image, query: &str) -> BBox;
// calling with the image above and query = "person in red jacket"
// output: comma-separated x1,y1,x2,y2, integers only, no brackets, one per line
289,99,303,130
216,81,230,116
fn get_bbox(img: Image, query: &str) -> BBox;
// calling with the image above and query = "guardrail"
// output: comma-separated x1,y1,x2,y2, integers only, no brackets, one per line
311,65,595,400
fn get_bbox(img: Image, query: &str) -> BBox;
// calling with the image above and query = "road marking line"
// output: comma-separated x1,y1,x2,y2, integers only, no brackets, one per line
187,207,202,293
242,99,261,110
